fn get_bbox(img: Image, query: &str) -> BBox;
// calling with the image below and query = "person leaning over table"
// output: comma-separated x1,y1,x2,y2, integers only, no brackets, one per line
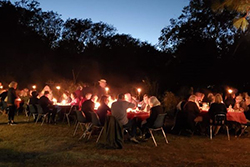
141,96,164,139
111,93,139,143
6,81,18,125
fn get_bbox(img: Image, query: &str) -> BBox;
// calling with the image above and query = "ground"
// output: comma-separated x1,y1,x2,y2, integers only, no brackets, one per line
0,114,250,167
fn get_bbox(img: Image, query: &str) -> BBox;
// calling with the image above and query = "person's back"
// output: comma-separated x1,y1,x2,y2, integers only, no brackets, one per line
39,95,52,113
81,99,95,122
183,101,200,117
209,103,227,118
111,100,134,125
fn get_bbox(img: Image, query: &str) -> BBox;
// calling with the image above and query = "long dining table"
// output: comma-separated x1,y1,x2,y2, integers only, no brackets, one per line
198,109,248,125
127,111,150,121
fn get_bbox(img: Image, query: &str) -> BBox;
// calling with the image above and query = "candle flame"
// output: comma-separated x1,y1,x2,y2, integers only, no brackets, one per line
95,102,100,110
137,88,141,93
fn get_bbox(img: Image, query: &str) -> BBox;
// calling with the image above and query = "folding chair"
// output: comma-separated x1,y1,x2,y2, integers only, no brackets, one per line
28,104,38,122
79,112,103,141
35,104,49,126
73,110,88,136
63,105,77,126
148,113,169,147
210,113,230,140
238,122,250,137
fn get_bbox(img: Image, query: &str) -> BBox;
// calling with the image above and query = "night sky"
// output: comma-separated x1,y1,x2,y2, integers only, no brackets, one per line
11,0,189,45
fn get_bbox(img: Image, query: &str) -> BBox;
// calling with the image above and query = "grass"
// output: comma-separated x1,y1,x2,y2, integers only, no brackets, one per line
0,114,250,167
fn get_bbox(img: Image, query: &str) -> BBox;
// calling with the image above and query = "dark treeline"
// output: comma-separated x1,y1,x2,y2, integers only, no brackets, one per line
1,0,250,94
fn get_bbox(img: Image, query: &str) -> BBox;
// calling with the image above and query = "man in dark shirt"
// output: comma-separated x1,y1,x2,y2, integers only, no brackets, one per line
81,95,98,122
39,91,56,123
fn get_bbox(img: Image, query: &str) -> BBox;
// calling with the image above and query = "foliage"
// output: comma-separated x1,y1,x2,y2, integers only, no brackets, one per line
158,0,238,54
211,0,250,31
0,0,169,90
162,91,179,112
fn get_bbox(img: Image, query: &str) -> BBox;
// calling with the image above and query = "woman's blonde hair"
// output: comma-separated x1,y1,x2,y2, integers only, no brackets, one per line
8,81,17,88
214,93,223,104
148,96,161,107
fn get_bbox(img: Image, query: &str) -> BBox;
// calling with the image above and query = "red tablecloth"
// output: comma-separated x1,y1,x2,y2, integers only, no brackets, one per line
227,112,247,124
127,112,150,121
197,110,247,124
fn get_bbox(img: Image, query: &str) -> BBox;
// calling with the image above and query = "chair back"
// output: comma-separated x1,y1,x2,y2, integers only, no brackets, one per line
35,104,44,114
75,110,86,123
213,113,226,125
90,112,101,126
152,113,167,128
29,104,37,114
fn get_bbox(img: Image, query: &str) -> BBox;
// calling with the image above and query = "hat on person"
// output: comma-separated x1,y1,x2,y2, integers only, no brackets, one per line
98,79,106,83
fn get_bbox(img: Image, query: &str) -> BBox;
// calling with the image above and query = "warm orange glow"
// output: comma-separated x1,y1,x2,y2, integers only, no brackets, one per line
61,100,66,105
137,88,141,93
56,86,61,90
32,85,36,89
127,108,136,113
16,98,21,101
94,102,100,110
105,87,109,93
52,98,57,104
0,85,3,89
228,89,233,94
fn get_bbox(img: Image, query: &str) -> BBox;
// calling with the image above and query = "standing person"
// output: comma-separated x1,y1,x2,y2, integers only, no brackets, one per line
111,93,139,143
6,81,18,125
97,79,107,98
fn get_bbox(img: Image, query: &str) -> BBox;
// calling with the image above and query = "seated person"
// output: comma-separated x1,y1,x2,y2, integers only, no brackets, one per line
244,96,250,121
70,92,80,109
125,93,138,107
111,93,138,143
209,94,227,119
38,91,57,123
183,95,200,133
29,91,39,110
141,96,164,138
79,93,92,110
233,95,247,112
224,93,235,108
96,95,111,125
138,94,150,112
81,95,98,122
208,93,227,135
59,91,71,104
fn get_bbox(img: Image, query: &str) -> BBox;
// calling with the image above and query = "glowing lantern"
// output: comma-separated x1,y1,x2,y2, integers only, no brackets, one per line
32,85,36,89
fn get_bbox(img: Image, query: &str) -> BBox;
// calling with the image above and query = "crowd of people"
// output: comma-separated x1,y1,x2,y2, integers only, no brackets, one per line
0,79,164,144
173,90,250,136
1,80,250,145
